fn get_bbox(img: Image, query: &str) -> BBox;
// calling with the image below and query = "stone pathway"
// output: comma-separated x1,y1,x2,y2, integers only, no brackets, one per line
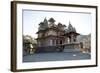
23,52,91,62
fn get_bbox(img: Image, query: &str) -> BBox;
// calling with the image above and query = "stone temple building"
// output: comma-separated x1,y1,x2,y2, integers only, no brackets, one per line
35,18,81,53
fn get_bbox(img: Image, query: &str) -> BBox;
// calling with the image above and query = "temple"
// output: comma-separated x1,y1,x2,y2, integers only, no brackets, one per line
35,18,81,53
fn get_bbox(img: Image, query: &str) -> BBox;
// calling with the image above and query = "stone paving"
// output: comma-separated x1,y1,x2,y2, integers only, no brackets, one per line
23,52,91,62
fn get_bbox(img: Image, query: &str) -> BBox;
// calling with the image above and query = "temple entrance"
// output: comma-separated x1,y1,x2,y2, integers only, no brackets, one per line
60,40,62,44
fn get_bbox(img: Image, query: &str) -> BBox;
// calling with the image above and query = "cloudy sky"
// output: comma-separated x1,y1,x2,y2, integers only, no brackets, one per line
23,10,92,38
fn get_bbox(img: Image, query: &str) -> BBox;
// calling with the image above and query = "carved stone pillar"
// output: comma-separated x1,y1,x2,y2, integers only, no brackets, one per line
67,37,70,44
71,34,74,43
50,39,53,46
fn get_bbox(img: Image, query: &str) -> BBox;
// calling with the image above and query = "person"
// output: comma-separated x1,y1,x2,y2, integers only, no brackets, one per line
29,43,33,54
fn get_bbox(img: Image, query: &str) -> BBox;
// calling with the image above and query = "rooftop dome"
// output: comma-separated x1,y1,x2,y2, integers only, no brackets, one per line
38,18,48,30
48,17,55,23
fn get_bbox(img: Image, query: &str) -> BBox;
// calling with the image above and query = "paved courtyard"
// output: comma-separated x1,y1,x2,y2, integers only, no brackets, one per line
23,52,91,62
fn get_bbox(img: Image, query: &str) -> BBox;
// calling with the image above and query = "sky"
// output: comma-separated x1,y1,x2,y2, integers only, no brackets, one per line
23,10,92,38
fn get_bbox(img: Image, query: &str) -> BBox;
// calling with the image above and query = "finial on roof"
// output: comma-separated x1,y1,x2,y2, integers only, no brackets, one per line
44,17,47,21
68,21,73,29
45,17,46,19
67,21,76,33
69,21,71,25
69,21,72,26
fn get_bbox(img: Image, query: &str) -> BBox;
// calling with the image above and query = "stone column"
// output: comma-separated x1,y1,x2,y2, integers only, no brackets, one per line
38,41,41,47
54,40,56,46
50,39,53,46
71,34,74,43
67,37,70,44
65,37,68,44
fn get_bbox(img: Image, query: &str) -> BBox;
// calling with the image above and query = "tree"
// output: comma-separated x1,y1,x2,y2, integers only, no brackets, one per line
23,35,37,54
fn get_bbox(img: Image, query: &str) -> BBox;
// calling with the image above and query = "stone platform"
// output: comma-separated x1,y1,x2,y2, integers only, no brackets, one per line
35,43,81,53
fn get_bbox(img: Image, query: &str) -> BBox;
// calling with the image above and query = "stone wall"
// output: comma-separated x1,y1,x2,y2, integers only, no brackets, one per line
35,46,58,53
35,43,81,53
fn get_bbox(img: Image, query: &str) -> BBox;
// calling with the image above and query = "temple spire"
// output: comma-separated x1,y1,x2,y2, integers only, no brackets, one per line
68,21,73,30
44,17,47,21
44,17,48,28
69,21,72,27
67,21,76,33
69,21,71,25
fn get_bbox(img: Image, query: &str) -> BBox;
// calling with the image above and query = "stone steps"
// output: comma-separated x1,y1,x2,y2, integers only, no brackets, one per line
63,48,81,52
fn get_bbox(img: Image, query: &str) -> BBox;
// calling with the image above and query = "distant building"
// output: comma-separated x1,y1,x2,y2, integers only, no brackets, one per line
77,34,91,53
36,18,80,53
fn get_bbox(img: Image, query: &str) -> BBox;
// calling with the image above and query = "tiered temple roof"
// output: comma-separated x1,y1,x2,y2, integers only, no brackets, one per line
37,18,77,34
36,17,80,49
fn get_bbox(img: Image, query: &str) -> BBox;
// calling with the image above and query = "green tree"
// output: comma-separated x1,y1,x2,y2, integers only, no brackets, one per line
23,35,37,54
